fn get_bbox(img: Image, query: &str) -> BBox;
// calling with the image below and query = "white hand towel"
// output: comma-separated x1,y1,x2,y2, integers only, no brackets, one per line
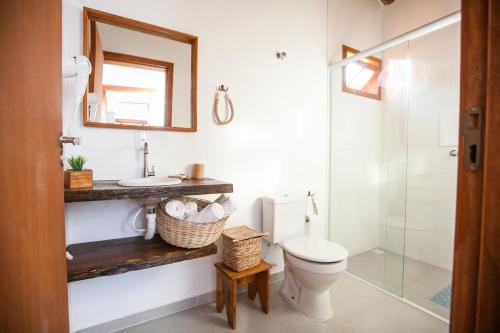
306,195,318,216
165,200,185,220
305,194,319,223
215,194,228,204
185,202,224,223
184,201,198,218
215,194,237,217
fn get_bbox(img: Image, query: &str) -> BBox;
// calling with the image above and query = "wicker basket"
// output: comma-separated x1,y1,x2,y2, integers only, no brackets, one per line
222,226,269,272
157,197,228,248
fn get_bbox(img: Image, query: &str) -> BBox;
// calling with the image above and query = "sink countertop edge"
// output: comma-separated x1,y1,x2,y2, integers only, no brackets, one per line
64,178,234,203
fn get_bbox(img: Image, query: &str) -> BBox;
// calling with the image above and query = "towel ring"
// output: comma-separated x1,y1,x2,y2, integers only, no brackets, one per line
213,85,234,125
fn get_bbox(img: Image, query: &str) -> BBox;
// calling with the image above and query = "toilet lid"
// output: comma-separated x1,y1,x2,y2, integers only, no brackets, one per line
282,237,348,263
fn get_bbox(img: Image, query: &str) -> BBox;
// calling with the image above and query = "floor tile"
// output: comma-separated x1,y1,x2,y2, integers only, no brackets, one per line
348,249,451,319
119,273,448,333
339,298,448,333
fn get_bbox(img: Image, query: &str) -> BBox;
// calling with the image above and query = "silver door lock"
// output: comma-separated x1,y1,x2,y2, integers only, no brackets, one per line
60,135,81,146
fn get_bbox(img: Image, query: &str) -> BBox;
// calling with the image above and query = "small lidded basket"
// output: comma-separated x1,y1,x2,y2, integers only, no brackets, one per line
222,226,269,272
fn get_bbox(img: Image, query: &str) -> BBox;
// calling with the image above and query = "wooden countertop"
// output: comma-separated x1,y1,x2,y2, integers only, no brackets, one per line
64,178,233,202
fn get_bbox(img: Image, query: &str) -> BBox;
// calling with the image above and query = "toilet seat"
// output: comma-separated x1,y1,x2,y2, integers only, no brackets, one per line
285,251,347,274
281,237,348,263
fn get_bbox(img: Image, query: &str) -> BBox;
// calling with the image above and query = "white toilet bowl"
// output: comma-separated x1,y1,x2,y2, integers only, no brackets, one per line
279,237,348,320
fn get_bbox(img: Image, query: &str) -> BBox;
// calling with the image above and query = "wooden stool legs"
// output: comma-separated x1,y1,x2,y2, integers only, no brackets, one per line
216,269,225,313
248,280,258,300
226,280,237,329
257,270,270,313
215,261,271,329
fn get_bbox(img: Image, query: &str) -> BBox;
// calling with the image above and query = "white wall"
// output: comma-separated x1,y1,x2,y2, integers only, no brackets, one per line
382,0,460,41
328,0,383,256
63,0,328,331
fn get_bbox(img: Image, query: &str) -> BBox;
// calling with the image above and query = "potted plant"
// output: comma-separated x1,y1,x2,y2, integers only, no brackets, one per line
64,155,93,189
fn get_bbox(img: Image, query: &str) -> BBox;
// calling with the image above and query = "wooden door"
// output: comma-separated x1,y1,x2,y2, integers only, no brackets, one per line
450,0,500,332
0,1,69,332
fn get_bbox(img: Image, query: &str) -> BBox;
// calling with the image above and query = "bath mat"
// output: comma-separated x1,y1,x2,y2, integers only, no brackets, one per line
431,284,451,309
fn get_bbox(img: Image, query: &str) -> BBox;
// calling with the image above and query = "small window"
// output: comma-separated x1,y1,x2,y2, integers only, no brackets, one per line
342,45,382,100
100,52,173,126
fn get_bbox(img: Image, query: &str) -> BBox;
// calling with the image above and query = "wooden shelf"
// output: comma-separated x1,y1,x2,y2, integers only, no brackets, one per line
64,178,233,202
66,235,217,282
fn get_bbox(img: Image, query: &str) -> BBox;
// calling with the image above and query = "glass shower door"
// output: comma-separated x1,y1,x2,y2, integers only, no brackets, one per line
329,18,460,322
379,42,411,297
329,41,411,297
402,21,460,320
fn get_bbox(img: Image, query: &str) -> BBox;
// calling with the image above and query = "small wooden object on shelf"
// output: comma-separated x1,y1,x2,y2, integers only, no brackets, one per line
191,163,205,180
64,169,93,189
215,260,271,329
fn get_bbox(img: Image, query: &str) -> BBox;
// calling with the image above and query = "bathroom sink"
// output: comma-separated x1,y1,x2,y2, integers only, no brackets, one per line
118,176,182,187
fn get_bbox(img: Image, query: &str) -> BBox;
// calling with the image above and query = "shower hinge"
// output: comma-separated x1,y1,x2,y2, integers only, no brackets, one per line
463,106,483,171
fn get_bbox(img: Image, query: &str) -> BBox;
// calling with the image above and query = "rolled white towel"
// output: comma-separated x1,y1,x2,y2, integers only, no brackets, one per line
165,200,185,220
185,202,224,223
184,201,198,218
215,194,237,217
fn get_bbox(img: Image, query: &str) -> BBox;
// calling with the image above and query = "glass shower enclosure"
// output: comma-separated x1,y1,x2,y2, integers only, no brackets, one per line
329,21,460,320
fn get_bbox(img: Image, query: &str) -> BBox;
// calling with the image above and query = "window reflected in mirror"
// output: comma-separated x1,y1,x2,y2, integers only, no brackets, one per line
93,53,173,127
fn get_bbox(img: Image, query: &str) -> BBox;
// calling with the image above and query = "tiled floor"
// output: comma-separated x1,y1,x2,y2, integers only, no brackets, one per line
348,249,452,319
119,273,448,333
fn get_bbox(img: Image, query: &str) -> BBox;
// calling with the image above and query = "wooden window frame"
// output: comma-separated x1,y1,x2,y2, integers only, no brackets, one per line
342,45,382,101
102,51,174,126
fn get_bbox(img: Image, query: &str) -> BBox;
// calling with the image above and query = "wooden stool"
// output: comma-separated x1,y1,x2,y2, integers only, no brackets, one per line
215,260,272,329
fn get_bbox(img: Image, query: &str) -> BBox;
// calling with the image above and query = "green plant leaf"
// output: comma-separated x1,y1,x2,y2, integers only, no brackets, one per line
66,155,87,171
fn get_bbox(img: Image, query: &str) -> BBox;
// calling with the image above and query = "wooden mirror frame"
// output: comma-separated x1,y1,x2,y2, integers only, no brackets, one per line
82,7,198,132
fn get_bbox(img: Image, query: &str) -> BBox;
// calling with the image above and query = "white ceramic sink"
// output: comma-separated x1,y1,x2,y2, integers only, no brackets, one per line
117,176,182,187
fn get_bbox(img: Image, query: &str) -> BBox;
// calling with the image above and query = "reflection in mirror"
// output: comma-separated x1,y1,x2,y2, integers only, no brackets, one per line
98,52,172,126
83,8,197,132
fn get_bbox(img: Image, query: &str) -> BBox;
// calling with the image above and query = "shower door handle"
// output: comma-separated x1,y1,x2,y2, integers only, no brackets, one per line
463,106,483,171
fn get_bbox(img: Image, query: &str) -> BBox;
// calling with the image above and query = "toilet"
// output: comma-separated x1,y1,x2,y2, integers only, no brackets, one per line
262,195,348,320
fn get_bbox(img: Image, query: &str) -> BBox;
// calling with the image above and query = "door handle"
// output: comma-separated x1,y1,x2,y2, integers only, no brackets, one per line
463,106,483,171
59,134,81,166
60,135,81,146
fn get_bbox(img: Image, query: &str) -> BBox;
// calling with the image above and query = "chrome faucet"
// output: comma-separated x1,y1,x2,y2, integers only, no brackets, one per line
143,142,155,178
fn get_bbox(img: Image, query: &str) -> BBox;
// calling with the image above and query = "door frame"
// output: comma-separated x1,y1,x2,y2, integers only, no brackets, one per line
450,0,500,332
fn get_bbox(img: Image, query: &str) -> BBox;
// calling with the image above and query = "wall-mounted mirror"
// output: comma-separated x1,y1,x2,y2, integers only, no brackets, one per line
83,8,197,132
